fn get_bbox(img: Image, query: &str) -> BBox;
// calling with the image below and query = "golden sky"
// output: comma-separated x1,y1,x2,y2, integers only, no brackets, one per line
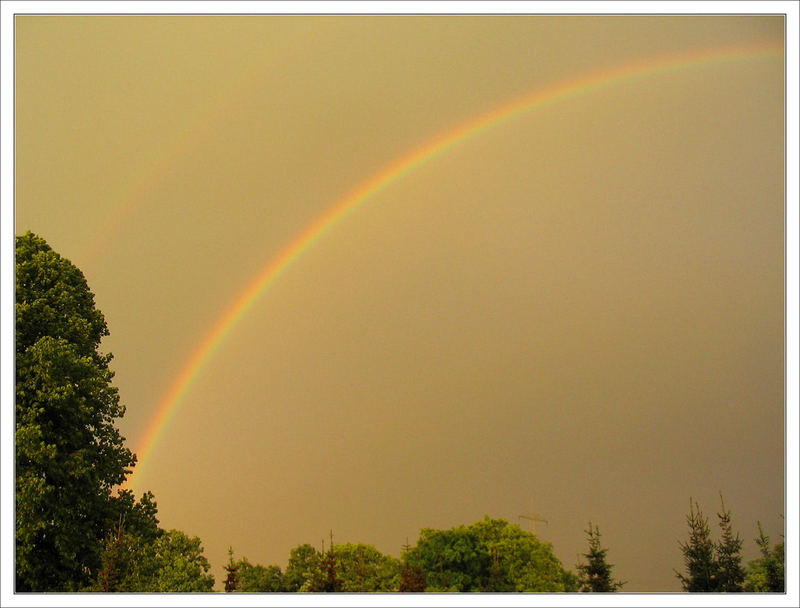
14,14,785,592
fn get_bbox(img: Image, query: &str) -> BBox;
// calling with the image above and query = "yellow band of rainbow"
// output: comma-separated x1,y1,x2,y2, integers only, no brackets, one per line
126,40,782,492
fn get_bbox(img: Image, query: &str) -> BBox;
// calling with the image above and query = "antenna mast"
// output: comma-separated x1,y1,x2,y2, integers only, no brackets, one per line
519,498,548,534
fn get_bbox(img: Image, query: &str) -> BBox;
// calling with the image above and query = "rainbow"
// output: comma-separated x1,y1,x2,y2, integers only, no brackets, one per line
126,40,782,491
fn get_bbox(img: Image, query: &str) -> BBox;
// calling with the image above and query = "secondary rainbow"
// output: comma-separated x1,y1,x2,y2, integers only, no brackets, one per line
127,41,782,491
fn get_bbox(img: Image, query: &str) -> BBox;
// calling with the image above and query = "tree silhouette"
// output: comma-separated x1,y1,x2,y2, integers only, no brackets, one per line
576,522,625,592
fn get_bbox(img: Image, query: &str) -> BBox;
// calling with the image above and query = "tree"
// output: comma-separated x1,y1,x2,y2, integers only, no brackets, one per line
714,496,744,592
398,561,426,592
15,232,153,591
224,547,239,592
744,522,785,592
92,529,215,592
283,543,322,592
404,516,576,592
326,543,400,592
405,524,488,591
676,499,718,591
233,558,284,592
576,522,625,592
472,517,578,592
676,495,744,592
289,538,399,592
95,517,128,592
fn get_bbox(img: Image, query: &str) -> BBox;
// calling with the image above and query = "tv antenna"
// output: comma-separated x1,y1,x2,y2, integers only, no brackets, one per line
519,498,548,534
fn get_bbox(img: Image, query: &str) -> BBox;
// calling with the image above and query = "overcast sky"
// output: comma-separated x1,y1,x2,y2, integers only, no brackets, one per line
11,12,789,593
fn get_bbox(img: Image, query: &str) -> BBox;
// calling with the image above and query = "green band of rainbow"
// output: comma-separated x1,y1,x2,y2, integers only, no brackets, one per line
126,40,782,492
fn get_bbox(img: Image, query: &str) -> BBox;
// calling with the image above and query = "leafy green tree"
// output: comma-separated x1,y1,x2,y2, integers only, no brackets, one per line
288,539,399,592
93,529,214,592
473,517,578,592
224,551,284,592
15,232,154,591
235,559,284,592
676,499,718,591
145,530,215,592
744,522,785,592
406,524,488,591
576,522,625,592
404,516,575,592
326,543,400,592
283,543,322,592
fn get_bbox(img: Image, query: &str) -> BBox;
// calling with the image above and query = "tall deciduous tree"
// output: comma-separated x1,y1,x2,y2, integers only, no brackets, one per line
15,232,154,591
576,523,625,592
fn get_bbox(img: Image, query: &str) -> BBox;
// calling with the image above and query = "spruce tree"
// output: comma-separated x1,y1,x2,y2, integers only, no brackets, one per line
224,547,239,592
676,499,719,591
576,522,625,592
714,494,744,592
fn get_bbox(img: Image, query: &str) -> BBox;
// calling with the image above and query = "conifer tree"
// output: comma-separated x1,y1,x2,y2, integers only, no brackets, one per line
714,495,744,592
306,533,342,592
676,499,719,591
399,537,426,592
224,547,239,592
576,523,625,592
398,562,427,592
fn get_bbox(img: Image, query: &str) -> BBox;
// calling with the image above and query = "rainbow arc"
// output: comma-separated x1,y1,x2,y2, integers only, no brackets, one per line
126,40,782,492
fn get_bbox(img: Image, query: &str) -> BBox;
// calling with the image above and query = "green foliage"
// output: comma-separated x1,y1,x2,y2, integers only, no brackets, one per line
304,543,342,592
676,499,718,591
93,529,214,592
404,516,575,592
327,543,400,592
143,530,215,592
744,522,785,592
676,496,744,592
283,543,322,592
398,562,426,592
224,547,238,592
16,232,109,359
714,497,744,592
235,559,284,592
225,549,284,592
285,541,399,592
406,524,488,591
15,232,154,591
576,522,625,592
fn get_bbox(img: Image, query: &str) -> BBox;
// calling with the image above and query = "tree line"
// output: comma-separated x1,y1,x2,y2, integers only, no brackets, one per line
14,232,784,593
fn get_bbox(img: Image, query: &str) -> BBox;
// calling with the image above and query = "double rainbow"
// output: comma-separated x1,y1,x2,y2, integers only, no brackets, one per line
127,40,782,491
